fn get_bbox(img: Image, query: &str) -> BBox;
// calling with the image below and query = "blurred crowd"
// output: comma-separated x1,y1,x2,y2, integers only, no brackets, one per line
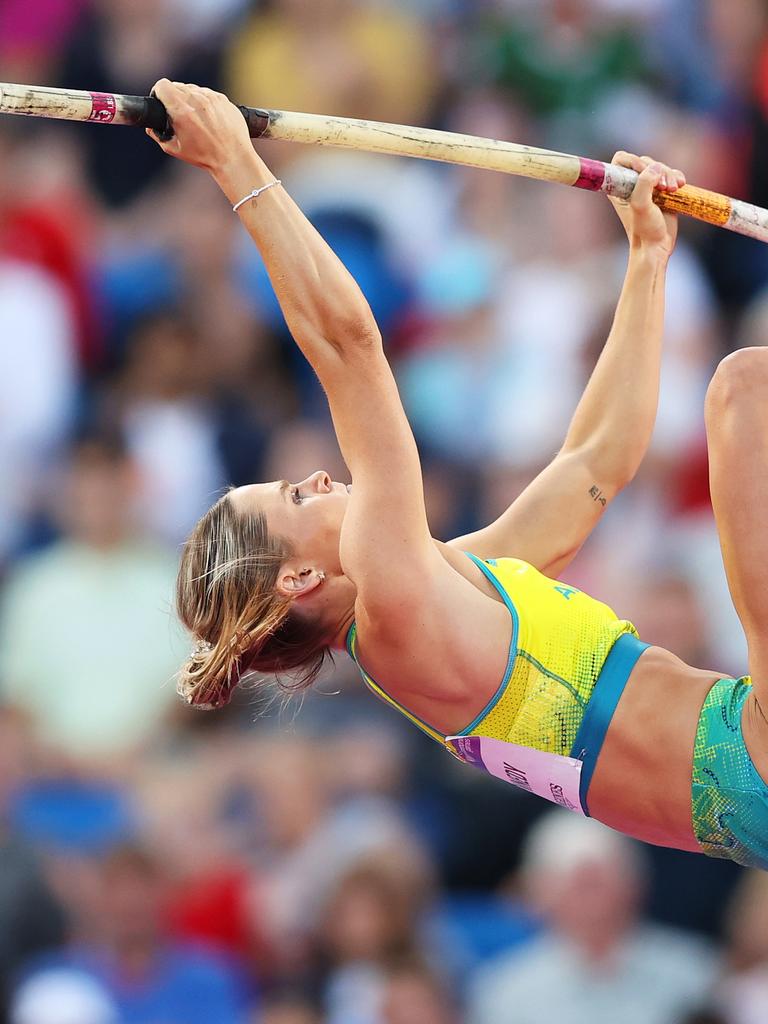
2,0,768,1021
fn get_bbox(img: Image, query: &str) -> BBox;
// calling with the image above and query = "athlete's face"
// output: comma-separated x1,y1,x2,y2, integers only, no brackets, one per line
230,471,350,575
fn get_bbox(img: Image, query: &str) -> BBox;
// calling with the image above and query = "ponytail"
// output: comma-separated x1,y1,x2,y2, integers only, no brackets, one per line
176,492,330,709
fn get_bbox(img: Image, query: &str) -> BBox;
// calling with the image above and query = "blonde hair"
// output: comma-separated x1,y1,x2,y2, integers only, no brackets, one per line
176,491,330,709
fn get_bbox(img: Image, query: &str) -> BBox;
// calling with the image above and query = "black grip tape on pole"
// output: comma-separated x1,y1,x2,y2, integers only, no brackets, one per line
146,91,174,140
130,94,272,141
240,107,272,138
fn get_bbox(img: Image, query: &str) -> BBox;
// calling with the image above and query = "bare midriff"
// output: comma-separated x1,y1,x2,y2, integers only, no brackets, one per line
370,547,761,854
588,646,720,851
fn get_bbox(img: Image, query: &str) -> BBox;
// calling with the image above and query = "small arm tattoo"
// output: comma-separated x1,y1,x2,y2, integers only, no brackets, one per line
589,485,607,507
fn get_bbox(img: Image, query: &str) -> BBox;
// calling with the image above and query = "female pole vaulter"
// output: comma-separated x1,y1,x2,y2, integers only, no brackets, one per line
151,80,768,869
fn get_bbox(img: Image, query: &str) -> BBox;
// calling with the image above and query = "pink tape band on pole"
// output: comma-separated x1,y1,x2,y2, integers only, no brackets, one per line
574,158,607,192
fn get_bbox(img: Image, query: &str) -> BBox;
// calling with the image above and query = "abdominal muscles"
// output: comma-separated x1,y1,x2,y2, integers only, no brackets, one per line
586,646,720,852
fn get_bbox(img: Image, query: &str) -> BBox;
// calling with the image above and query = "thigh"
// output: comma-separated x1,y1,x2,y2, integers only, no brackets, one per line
705,349,768,691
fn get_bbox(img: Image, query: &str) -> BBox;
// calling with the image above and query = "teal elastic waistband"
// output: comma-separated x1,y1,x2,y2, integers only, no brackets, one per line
570,633,650,816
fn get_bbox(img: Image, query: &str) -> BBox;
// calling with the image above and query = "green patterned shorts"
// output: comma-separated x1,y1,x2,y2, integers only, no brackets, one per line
693,676,768,869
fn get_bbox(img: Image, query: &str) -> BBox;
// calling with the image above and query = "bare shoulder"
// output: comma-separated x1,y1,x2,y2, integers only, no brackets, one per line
354,539,500,634
351,539,512,722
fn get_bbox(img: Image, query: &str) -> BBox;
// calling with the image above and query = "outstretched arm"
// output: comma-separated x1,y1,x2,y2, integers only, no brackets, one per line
450,153,684,577
149,81,442,623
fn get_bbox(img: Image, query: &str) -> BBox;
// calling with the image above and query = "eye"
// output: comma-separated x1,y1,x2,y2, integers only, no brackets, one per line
291,487,304,505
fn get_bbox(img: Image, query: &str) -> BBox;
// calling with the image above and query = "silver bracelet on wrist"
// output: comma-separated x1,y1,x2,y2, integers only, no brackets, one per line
232,179,282,213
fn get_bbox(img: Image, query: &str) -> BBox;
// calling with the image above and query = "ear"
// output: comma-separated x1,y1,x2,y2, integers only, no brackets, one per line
276,564,326,600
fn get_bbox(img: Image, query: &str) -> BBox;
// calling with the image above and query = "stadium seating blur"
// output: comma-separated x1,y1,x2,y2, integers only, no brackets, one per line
2,1,768,1021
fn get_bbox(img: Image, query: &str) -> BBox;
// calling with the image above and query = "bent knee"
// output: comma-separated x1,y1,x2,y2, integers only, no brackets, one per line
707,348,768,411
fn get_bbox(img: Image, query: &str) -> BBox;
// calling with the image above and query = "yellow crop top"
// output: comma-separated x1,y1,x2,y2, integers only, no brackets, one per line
345,553,638,756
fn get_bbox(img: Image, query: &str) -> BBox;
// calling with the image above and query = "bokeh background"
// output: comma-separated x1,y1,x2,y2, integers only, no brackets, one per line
1,0,768,1021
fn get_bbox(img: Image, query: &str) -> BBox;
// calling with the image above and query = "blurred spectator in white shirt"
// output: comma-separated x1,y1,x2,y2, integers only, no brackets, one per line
0,260,78,566
0,434,186,763
719,871,768,1024
380,959,457,1024
11,968,118,1024
101,312,227,546
468,811,718,1024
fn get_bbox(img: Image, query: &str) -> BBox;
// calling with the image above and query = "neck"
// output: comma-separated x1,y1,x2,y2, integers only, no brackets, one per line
329,605,356,652
312,573,356,652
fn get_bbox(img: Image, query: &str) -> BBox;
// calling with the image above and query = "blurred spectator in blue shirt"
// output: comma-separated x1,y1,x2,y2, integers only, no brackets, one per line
14,843,250,1023
0,712,67,1024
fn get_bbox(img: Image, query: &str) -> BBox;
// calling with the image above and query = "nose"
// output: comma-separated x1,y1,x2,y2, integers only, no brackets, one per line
302,470,332,493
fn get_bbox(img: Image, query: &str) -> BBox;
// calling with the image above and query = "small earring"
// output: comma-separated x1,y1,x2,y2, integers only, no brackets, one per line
317,571,326,583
